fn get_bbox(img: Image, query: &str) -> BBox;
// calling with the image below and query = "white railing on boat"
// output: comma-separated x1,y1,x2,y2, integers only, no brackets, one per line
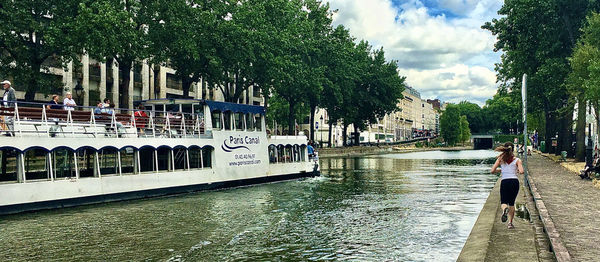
0,101,205,138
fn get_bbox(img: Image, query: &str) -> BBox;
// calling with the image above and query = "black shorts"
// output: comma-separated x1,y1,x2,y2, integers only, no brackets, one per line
500,179,519,206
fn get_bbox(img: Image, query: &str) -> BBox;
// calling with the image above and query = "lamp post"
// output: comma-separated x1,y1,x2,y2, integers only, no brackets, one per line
320,115,324,148
74,80,84,106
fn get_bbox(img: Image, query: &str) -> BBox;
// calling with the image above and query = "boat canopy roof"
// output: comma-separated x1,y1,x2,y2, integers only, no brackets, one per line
136,98,203,106
202,100,265,115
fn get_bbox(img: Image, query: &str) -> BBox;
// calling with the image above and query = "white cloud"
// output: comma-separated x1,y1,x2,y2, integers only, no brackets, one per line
328,0,502,105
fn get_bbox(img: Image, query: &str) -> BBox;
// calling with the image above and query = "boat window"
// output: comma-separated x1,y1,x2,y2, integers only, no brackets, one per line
120,147,136,174
76,148,96,178
300,145,307,162
268,145,277,163
173,147,187,170
139,147,155,172
53,148,76,179
0,147,18,182
157,147,171,171
277,145,284,163
223,111,232,130
235,112,244,131
285,145,293,163
24,148,50,181
202,147,212,168
255,114,262,131
293,145,300,162
246,113,254,131
211,111,222,130
99,148,119,176
181,104,193,114
189,146,202,168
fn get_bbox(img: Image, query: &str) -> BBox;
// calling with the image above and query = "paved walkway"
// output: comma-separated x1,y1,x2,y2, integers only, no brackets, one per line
528,154,600,261
484,177,538,262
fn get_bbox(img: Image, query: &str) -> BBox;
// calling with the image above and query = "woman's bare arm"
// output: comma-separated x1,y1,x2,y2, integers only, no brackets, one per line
516,159,525,174
490,158,501,174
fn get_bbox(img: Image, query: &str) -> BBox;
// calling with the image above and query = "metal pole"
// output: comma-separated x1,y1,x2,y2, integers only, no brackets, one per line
522,74,528,186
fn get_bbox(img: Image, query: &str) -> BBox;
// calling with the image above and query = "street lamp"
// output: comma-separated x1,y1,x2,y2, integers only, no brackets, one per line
320,115,324,148
395,117,399,143
74,80,84,106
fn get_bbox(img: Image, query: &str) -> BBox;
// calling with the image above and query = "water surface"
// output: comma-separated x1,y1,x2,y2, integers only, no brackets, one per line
0,150,498,261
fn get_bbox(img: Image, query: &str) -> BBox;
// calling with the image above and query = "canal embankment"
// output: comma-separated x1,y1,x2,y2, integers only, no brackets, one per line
318,144,472,158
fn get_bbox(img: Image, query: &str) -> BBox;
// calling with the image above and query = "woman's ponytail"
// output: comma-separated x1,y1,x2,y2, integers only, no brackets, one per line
495,142,515,164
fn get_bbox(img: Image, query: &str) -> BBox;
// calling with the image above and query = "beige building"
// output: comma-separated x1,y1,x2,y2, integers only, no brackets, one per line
9,55,263,108
304,86,441,146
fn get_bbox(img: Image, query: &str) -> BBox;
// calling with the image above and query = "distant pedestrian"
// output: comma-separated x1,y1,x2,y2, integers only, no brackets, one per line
134,104,148,134
490,142,524,229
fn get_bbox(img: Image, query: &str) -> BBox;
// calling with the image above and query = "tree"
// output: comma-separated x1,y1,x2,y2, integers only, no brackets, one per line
483,0,592,154
0,0,85,100
440,104,461,146
459,115,471,145
456,101,485,133
568,12,600,159
76,0,155,108
148,0,225,98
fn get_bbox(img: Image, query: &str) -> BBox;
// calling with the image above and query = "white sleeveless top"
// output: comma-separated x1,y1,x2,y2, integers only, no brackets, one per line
500,158,519,180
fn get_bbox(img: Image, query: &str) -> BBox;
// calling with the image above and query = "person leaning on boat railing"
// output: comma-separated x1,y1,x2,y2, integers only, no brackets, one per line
1,80,16,135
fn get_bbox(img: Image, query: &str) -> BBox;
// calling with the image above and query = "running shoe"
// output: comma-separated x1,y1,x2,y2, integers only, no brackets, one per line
501,208,508,223
507,222,514,229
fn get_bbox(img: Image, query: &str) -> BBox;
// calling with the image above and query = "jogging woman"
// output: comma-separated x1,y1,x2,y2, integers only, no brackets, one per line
490,142,524,229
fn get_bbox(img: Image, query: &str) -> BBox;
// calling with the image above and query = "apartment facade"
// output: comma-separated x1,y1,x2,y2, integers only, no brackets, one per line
7,55,263,108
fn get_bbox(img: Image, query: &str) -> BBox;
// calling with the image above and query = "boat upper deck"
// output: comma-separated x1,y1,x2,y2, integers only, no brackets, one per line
0,99,265,139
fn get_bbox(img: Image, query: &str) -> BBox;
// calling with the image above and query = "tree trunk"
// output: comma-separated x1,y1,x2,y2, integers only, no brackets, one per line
328,122,333,148
309,105,316,141
288,101,295,136
353,125,360,146
25,62,42,101
182,78,194,99
118,60,132,109
575,97,587,161
544,111,554,154
560,105,574,157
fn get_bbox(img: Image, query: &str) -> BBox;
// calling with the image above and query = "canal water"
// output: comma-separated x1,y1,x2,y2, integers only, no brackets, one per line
0,150,498,261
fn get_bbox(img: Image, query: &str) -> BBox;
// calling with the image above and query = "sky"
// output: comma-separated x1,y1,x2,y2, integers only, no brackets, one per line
327,0,503,106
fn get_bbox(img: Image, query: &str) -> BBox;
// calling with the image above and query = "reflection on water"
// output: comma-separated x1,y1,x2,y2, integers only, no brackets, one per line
0,150,498,261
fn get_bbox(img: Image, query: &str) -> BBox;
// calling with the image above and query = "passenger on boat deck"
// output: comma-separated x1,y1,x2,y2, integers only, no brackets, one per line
47,95,62,110
2,80,15,107
307,141,315,159
105,103,115,115
63,92,76,111
100,98,111,114
134,104,148,132
94,101,103,114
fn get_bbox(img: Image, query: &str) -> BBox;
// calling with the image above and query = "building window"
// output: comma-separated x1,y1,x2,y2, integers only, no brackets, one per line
166,73,182,90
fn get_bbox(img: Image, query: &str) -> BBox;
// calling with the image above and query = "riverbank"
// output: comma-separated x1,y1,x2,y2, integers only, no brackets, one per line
318,144,472,158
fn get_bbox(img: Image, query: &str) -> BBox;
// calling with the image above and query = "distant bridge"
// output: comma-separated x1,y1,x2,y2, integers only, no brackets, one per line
471,134,494,150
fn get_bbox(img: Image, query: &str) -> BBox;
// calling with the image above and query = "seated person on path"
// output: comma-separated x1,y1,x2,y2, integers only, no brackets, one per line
490,142,524,229
47,95,62,110
63,92,77,111
580,153,600,179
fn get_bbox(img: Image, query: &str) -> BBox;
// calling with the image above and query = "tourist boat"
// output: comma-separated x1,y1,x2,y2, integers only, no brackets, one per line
0,99,319,215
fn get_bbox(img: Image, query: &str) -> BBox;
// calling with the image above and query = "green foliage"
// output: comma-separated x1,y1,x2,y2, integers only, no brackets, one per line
0,0,85,100
459,115,471,144
440,104,462,146
266,94,309,134
456,101,484,133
